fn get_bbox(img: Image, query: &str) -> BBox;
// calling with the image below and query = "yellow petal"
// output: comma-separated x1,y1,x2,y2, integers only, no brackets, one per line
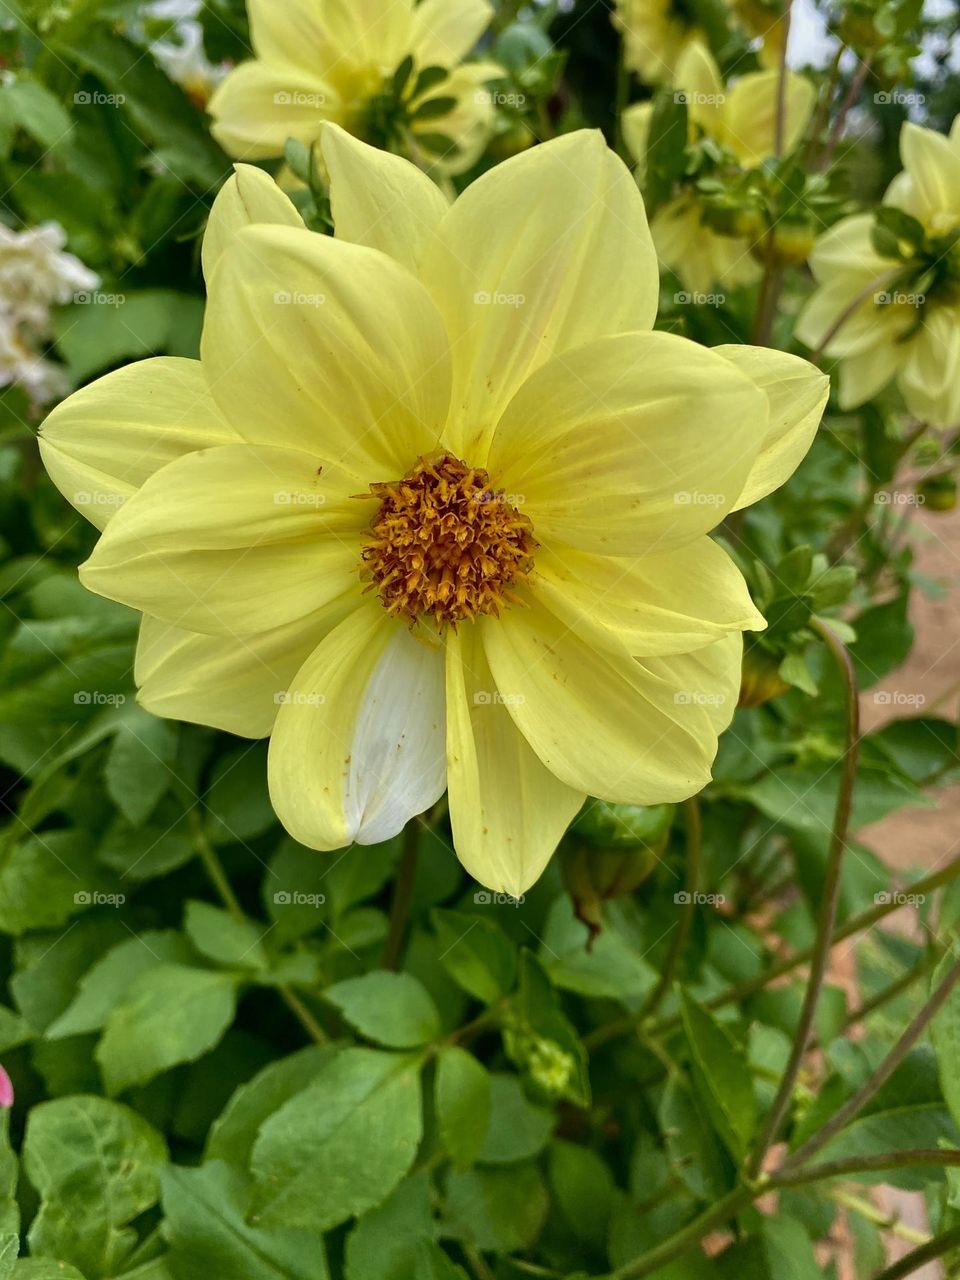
202,164,302,282
445,625,584,896
80,444,362,636
209,61,338,160
675,39,725,138
837,340,902,409
411,0,493,66
136,593,356,738
899,310,960,428
320,123,449,274
720,70,815,166
621,101,653,167
713,345,828,510
245,0,332,66
652,196,758,294
484,599,740,803
420,130,659,460
900,120,960,229
39,358,236,531
268,605,446,850
202,225,451,483
531,538,765,659
487,330,766,554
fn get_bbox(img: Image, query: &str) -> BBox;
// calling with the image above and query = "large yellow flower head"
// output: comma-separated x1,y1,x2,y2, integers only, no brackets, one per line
797,117,960,429
40,130,827,894
209,0,501,174
622,40,815,294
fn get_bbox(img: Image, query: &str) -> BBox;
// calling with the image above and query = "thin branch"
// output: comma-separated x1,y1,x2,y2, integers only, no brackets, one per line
774,1148,960,1188
636,796,702,1021
745,617,859,1178
871,1225,960,1280
383,817,422,970
782,951,960,1172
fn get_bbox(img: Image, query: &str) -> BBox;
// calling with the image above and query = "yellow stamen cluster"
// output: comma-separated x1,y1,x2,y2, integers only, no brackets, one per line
360,453,537,628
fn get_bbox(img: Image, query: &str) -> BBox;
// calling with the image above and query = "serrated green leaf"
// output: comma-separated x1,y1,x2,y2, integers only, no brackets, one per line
250,1048,423,1231
324,971,440,1048
96,965,238,1094
435,1046,490,1171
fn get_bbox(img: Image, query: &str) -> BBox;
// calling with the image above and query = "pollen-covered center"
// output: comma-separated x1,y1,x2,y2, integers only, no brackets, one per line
360,453,537,628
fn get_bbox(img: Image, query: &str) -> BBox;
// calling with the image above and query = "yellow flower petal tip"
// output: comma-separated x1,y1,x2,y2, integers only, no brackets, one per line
39,130,826,895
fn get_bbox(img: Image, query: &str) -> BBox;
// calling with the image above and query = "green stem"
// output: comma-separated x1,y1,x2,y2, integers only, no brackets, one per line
187,807,327,1045
774,1149,960,1188
782,952,960,1172
383,818,422,970
745,617,859,1178
872,1225,960,1280
637,797,702,1022
606,1184,759,1280
831,1190,928,1246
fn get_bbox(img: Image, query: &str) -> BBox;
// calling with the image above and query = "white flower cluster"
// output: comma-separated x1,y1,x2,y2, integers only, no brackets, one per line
0,222,98,409
140,0,230,107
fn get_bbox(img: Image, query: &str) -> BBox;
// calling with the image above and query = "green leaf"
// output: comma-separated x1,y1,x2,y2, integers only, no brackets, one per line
478,1075,553,1165
431,910,517,1004
47,930,192,1039
324,971,440,1048
162,1162,328,1280
250,1048,423,1230
185,901,269,972
0,831,118,936
409,96,458,121
96,965,238,1094
23,1096,166,1278
539,897,656,1001
443,1164,548,1253
679,992,757,1161
52,291,204,381
410,1242,469,1280
435,1046,491,1171
103,704,177,826
207,1046,336,1168
659,1072,731,1199
12,1264,86,1280
0,78,72,151
0,1112,19,1280
548,1141,615,1251
644,89,688,210
344,1171,434,1280
205,744,274,846
931,949,960,1131
506,951,590,1107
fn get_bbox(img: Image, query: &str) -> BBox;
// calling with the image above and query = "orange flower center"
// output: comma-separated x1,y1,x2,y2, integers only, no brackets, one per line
360,453,537,629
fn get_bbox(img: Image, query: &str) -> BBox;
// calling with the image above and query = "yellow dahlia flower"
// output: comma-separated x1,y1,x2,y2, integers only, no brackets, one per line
797,118,960,428
209,0,501,174
40,131,827,894
623,40,815,294
613,0,785,85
